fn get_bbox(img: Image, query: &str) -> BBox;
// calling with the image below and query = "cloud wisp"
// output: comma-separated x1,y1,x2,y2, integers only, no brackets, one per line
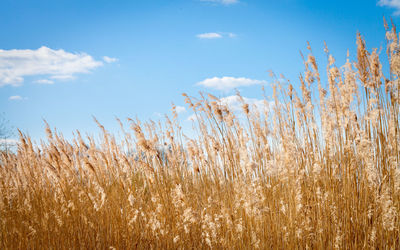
219,95,270,113
197,33,223,39
378,0,400,15
175,106,186,114
196,32,236,39
0,46,108,86
34,79,54,85
187,95,272,121
8,95,23,101
103,56,118,63
0,138,18,144
197,76,267,91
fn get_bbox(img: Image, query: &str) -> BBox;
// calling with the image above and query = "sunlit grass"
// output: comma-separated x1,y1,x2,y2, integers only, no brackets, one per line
1,24,400,249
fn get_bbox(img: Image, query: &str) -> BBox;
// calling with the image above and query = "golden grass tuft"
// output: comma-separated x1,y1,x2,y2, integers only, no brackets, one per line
1,25,400,249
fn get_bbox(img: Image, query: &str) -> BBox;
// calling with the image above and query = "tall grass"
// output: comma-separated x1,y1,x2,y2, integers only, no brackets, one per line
1,24,400,249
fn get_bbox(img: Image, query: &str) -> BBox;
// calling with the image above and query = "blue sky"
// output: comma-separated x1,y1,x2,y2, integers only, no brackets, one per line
0,0,398,141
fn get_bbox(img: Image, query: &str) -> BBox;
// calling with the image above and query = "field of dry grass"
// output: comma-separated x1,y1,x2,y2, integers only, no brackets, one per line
1,24,400,249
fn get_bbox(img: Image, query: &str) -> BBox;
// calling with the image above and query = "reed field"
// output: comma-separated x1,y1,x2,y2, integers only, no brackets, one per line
1,24,400,249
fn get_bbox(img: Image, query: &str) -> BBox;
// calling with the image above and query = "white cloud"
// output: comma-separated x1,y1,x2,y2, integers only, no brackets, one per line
9,95,23,100
50,75,76,80
201,0,239,5
197,33,223,39
0,46,104,86
197,76,267,91
186,95,272,122
0,138,18,144
103,56,118,63
175,106,186,114
0,138,18,150
196,32,236,39
219,95,269,113
378,0,400,14
34,79,54,84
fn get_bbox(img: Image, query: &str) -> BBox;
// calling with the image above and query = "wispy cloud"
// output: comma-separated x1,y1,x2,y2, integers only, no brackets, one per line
200,0,239,5
51,75,76,80
9,95,28,101
186,95,271,122
34,79,54,85
175,106,186,114
197,32,223,39
219,95,270,113
0,46,104,87
103,56,118,63
0,138,19,147
378,0,400,15
9,95,23,101
197,76,267,91
196,32,236,39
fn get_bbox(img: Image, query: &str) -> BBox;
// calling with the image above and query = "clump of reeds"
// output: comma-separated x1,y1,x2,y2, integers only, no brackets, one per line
0,23,399,249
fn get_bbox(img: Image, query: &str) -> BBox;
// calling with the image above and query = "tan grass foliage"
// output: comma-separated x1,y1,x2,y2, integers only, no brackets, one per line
1,25,400,249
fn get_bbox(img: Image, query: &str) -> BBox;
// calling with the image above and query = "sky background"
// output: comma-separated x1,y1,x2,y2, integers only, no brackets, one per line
0,0,399,142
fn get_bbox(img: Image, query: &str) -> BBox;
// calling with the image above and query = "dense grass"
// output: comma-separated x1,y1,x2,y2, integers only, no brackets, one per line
1,25,400,249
